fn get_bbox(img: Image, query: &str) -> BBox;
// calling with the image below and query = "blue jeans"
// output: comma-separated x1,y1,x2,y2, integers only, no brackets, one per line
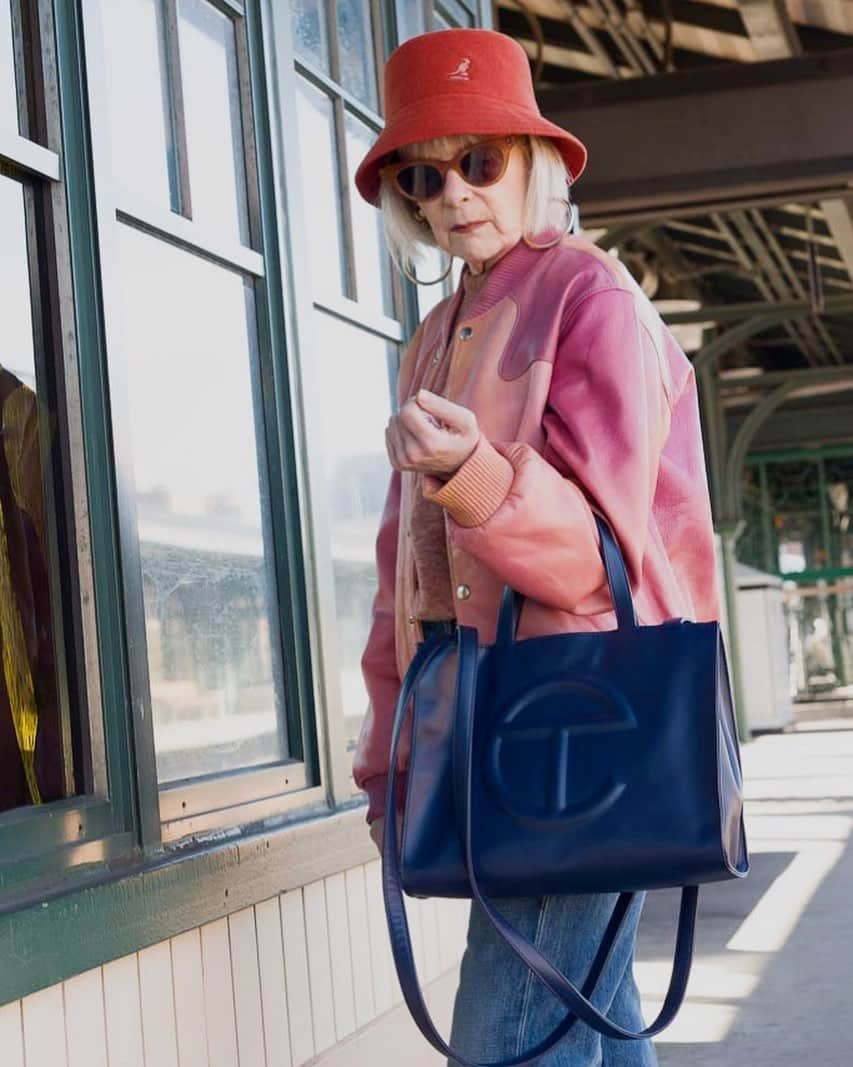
447,892,658,1067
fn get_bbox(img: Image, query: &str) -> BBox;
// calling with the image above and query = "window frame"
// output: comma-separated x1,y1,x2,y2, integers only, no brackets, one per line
0,0,135,886
276,0,415,807
81,0,324,841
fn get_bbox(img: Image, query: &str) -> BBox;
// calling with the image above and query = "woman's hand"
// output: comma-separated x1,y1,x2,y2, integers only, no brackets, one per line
385,389,479,479
368,812,403,855
369,815,384,854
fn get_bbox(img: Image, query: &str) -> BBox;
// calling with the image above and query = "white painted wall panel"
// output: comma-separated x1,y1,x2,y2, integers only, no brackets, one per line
345,865,376,1027
324,871,356,1040
279,889,315,1066
102,955,145,1067
227,907,267,1067
21,985,67,1067
171,929,210,1067
407,890,427,981
0,1000,24,1067
138,941,179,1067
3,866,465,1067
419,897,441,984
64,968,108,1067
255,897,292,1067
303,879,336,1053
200,919,239,1067
364,858,397,1011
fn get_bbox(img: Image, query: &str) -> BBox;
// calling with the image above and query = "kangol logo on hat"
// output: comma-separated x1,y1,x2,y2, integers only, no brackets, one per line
354,28,588,207
448,57,471,80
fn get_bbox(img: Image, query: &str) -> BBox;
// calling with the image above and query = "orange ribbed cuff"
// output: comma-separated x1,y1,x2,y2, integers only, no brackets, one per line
423,435,514,528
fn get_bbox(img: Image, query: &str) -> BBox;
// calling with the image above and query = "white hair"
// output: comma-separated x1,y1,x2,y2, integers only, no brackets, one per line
377,133,571,276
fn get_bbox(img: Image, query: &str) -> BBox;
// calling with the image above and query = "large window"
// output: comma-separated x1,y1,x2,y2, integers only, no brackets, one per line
0,172,67,813
0,2,89,825
289,0,401,793
88,0,313,832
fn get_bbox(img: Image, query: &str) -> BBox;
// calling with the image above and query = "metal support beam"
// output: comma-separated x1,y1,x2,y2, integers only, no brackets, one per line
662,293,853,324
820,197,853,285
538,50,853,225
717,520,751,744
738,0,802,60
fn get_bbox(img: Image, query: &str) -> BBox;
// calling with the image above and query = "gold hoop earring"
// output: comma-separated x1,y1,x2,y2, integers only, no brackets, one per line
401,254,454,286
522,198,576,250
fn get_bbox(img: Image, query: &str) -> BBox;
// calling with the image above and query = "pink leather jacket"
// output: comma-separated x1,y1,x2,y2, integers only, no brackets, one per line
354,234,720,823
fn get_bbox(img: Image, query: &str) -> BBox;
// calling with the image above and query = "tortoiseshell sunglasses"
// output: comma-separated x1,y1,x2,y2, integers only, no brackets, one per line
379,136,517,203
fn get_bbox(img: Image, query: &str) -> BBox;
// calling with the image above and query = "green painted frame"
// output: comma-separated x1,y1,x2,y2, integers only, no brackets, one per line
0,0,326,1002
743,444,853,582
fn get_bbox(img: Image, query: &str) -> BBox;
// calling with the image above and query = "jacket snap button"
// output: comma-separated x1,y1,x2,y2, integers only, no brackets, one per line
408,615,416,625
459,326,473,340
456,584,471,600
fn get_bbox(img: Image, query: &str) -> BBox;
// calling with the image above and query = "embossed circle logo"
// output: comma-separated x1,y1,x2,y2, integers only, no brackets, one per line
485,676,637,827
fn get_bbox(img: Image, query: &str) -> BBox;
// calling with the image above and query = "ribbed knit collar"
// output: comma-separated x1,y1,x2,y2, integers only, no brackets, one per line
454,232,560,323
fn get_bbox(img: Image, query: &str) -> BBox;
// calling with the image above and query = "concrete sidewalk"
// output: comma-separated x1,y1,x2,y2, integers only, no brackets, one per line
638,718,853,1066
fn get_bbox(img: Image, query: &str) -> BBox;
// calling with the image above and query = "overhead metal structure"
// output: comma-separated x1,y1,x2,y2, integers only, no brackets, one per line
496,0,853,381
496,1,853,736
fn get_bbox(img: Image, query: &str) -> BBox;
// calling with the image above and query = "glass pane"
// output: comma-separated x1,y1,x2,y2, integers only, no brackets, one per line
101,0,176,210
767,460,823,574
824,457,853,571
344,112,394,317
336,0,378,111
433,2,474,30
178,0,250,245
113,225,288,782
0,175,33,384
295,76,345,301
313,311,394,774
290,0,330,73
0,176,66,812
0,0,17,132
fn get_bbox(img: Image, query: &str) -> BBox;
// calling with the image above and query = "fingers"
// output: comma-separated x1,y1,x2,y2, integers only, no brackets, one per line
369,816,384,855
415,390,477,435
385,393,479,475
386,398,440,470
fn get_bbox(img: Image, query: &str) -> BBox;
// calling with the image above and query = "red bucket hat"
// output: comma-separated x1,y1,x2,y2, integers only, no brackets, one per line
354,28,588,208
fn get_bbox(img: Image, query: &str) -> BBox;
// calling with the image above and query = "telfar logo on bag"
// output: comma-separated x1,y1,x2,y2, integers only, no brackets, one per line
485,676,638,826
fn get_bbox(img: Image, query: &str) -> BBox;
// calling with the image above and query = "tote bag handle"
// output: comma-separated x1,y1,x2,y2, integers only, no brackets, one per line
381,633,636,1067
455,622,700,1042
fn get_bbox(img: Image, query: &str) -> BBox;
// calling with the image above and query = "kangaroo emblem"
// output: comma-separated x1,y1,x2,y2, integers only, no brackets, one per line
448,57,471,81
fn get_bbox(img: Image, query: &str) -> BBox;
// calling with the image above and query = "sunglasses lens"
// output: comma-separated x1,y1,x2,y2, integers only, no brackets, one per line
396,163,443,201
461,144,507,186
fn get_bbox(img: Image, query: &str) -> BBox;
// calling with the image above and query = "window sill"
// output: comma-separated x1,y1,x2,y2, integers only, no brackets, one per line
0,794,374,1006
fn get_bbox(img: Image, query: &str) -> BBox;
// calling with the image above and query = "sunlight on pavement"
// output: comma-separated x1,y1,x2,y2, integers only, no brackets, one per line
636,722,853,1050
726,840,846,953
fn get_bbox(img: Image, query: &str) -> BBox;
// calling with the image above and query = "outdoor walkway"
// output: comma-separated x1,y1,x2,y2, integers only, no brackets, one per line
641,715,853,1066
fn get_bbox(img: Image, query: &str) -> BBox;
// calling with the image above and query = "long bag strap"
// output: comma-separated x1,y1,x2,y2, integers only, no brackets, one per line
454,623,700,1041
382,634,634,1067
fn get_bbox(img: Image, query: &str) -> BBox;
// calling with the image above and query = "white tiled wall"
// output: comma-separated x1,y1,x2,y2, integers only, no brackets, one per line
0,860,470,1067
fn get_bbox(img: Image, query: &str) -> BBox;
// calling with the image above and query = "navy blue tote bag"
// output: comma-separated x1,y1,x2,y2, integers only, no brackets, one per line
382,513,748,1066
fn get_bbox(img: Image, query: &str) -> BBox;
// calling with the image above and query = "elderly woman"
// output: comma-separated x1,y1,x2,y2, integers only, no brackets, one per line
352,27,719,1067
